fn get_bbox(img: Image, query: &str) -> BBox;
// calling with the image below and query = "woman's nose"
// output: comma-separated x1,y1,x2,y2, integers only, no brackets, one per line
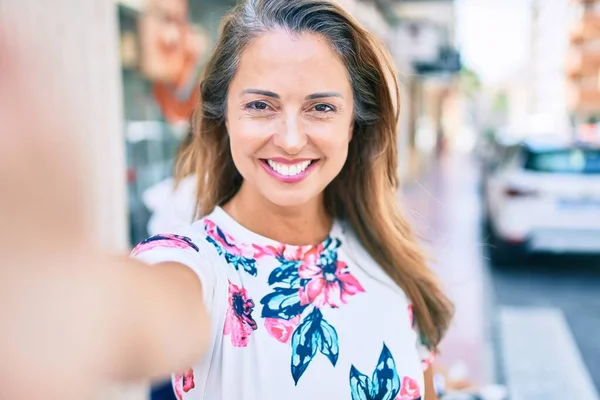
272,115,307,155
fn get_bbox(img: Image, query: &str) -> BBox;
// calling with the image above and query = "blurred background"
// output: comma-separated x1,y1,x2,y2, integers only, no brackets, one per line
2,0,600,399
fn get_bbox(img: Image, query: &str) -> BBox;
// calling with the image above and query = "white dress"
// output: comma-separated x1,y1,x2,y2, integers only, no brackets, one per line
132,206,434,400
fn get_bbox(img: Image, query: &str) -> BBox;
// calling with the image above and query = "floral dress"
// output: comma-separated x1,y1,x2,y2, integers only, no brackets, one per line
132,206,435,400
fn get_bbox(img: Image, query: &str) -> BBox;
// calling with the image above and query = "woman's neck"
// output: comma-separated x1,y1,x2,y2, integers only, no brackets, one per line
222,184,332,246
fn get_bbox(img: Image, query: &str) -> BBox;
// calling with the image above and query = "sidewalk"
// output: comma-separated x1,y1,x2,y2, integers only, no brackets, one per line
401,152,494,388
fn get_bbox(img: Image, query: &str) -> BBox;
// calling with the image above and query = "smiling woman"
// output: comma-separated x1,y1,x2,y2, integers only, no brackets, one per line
132,0,454,399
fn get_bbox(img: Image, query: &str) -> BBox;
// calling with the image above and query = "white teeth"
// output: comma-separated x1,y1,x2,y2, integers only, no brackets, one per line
266,160,313,176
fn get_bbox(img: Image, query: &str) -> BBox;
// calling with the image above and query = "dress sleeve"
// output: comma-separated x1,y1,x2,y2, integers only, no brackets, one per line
130,227,217,310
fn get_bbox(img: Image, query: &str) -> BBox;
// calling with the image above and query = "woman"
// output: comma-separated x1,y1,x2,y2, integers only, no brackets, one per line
2,0,453,398
132,0,453,399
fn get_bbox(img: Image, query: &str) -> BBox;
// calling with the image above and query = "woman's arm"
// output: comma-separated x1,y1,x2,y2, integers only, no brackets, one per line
1,251,211,398
102,258,211,380
424,366,439,400
0,33,211,393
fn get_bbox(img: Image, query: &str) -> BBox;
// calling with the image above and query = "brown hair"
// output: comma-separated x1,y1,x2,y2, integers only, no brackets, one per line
175,0,453,351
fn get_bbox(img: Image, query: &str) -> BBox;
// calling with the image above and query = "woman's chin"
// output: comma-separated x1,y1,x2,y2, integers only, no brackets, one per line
262,190,320,209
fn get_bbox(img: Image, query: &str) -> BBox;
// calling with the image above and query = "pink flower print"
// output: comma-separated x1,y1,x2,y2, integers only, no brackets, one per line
408,304,414,328
264,315,301,343
131,234,198,256
301,246,324,269
173,368,195,400
253,243,315,261
204,219,255,257
288,244,319,263
204,220,236,250
395,376,421,400
223,281,258,347
252,243,284,259
299,259,365,308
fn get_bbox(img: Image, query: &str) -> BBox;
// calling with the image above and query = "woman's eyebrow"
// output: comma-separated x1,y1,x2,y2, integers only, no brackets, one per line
305,92,343,100
241,89,280,98
240,89,343,100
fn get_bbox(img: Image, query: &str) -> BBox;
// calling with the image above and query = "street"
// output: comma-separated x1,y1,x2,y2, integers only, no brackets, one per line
402,151,600,399
493,254,600,397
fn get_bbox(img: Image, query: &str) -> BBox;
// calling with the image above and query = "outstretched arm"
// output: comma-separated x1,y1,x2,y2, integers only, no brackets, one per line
0,28,210,398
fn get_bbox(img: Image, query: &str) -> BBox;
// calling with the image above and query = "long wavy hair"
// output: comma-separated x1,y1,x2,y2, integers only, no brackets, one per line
175,0,453,351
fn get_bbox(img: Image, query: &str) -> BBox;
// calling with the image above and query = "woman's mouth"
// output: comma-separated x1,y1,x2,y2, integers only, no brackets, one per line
260,158,319,183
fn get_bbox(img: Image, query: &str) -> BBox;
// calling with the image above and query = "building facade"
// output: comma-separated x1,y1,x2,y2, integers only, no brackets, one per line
567,0,600,140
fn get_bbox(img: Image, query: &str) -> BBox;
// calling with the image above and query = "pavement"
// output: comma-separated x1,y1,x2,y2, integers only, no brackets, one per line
402,152,493,388
401,150,600,399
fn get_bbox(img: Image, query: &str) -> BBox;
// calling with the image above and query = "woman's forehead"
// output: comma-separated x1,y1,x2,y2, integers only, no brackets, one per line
231,30,352,96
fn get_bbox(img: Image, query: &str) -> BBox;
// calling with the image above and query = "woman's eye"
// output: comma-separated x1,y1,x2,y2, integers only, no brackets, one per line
246,101,269,111
314,104,335,113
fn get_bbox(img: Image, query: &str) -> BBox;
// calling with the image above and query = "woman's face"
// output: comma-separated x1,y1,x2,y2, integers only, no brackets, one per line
226,29,354,208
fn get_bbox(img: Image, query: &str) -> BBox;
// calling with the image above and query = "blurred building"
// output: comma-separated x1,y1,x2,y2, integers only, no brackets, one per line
522,0,600,140
392,0,461,175
531,0,571,132
118,0,236,245
567,0,600,141
501,0,572,139
339,0,461,176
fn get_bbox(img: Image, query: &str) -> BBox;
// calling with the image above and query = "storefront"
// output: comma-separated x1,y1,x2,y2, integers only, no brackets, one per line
117,0,236,245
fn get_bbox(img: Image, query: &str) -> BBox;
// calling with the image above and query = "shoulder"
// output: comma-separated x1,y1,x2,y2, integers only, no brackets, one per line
131,206,240,265
131,216,228,310
132,222,209,261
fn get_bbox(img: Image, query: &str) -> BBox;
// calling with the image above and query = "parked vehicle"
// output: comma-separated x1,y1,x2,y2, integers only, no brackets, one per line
483,137,600,265
474,129,522,195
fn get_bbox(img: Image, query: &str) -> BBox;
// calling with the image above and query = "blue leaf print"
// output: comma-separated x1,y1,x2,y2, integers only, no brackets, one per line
372,344,401,400
319,317,339,366
349,365,371,400
224,252,258,277
268,259,301,286
319,238,341,266
205,236,223,256
291,308,322,385
260,287,308,320
349,343,401,400
214,225,236,247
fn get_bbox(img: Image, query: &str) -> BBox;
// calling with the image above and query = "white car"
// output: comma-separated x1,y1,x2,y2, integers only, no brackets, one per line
483,138,600,265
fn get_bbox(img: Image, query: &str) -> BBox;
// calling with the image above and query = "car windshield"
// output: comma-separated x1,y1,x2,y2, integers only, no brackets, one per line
524,147,600,174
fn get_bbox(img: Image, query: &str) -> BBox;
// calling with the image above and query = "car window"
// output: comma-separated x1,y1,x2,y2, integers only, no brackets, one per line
523,148,600,174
